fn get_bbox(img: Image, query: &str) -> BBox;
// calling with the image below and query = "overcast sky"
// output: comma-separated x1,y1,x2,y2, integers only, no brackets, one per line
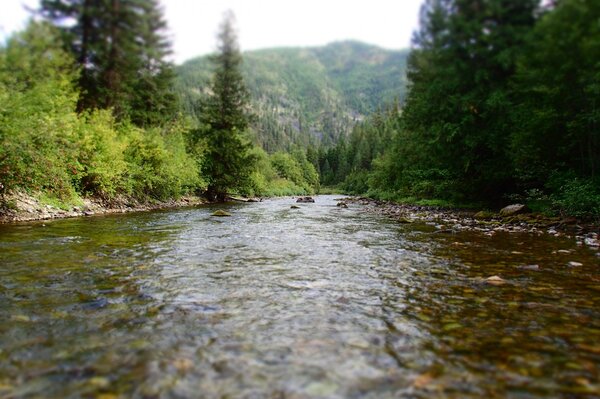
1,0,423,64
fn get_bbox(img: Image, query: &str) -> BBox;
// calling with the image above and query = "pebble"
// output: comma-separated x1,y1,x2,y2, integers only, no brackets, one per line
88,377,110,388
568,261,583,267
519,264,540,271
584,237,599,247
350,198,598,251
485,275,506,285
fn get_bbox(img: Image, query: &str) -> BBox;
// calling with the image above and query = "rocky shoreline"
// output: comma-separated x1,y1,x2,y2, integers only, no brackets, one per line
345,197,600,251
0,191,208,224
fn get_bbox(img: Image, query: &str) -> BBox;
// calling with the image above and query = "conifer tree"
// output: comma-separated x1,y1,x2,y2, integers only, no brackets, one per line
39,0,177,126
198,11,254,201
394,0,539,200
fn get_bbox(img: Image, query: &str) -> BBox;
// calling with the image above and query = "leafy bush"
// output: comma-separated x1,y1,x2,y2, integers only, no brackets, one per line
122,123,200,201
547,174,600,220
262,178,308,197
342,171,370,194
269,151,318,194
245,147,315,197
0,22,80,201
76,111,128,198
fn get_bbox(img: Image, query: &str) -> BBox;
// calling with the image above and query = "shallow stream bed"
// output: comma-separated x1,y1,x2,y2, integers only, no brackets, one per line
1,196,599,398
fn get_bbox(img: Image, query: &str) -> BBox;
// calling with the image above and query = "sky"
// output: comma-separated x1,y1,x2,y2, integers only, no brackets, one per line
1,0,423,64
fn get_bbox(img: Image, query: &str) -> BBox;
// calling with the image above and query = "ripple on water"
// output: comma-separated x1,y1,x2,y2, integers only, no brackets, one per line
0,195,599,397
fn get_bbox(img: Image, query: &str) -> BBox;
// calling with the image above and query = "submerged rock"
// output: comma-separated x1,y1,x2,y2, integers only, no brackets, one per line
336,202,348,208
485,275,507,286
499,204,530,217
211,210,231,217
296,196,315,203
290,205,301,209
518,264,540,271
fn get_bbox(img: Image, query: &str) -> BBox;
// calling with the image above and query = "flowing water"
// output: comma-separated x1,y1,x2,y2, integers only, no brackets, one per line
0,196,599,398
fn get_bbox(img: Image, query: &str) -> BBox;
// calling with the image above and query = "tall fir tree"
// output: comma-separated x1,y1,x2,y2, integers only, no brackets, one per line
39,0,177,126
511,0,600,184
395,0,540,200
198,11,254,201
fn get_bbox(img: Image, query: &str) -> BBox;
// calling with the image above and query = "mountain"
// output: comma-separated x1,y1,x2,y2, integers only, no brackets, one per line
175,41,409,151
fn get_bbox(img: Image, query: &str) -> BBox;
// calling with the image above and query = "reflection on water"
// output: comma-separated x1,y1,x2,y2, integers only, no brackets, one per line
0,196,598,398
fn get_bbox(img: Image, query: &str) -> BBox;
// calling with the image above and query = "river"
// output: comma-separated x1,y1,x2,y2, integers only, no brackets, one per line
0,196,598,398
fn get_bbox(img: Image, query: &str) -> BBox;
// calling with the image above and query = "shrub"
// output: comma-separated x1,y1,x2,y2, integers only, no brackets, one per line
76,110,128,198
547,174,600,220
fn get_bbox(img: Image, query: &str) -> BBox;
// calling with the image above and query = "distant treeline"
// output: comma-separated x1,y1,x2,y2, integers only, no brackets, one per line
323,0,599,218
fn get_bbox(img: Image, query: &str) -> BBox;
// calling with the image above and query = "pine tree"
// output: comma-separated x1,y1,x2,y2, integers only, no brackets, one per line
198,11,254,201
511,0,600,183
39,0,177,126
397,0,539,200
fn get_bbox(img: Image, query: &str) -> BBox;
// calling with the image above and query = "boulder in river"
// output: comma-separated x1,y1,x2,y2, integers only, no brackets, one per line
296,196,315,203
290,205,300,209
211,210,231,217
499,204,530,217
336,202,348,208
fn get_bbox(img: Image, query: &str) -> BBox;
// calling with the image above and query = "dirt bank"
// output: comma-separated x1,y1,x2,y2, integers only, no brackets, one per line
0,191,208,224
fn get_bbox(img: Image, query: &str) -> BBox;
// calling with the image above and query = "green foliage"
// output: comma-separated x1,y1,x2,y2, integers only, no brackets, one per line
268,150,318,194
198,12,255,201
511,0,600,187
40,0,178,126
546,173,600,220
321,0,599,219
270,152,309,191
395,0,538,200
0,22,199,205
318,105,399,189
0,22,80,200
122,123,200,201
76,110,128,198
244,147,319,197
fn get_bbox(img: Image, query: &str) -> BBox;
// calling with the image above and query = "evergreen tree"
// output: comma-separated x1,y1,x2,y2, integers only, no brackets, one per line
39,0,177,126
511,0,600,184
198,11,254,201
378,0,539,201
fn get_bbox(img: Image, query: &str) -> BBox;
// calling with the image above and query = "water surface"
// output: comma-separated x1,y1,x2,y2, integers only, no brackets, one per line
0,196,598,398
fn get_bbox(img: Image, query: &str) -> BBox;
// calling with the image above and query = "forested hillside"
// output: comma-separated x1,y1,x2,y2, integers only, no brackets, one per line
176,41,409,151
324,0,600,219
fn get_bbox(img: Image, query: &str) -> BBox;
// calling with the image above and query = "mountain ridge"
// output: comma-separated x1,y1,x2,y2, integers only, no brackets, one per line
175,40,410,151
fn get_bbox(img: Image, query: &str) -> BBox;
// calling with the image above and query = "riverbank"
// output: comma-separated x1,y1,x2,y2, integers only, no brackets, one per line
346,197,600,251
0,191,208,223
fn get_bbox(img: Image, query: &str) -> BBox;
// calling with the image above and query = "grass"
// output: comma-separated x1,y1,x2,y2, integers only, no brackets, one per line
318,186,344,195
37,191,84,211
